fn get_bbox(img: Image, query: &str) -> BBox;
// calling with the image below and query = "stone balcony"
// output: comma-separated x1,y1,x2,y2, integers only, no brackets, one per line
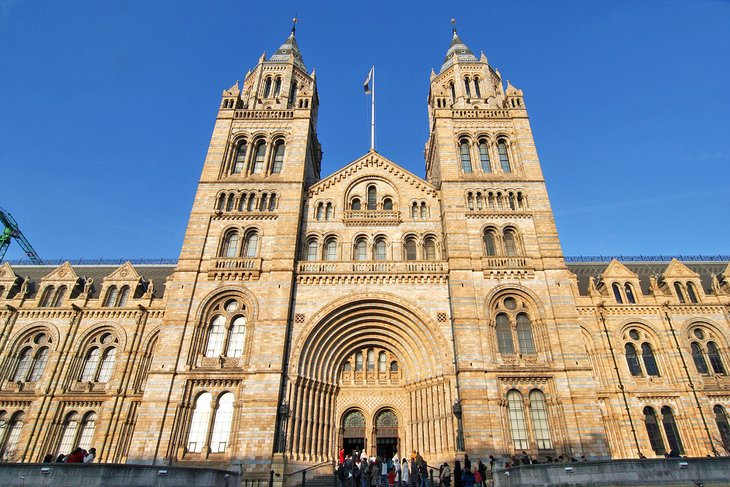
343,210,401,226
208,257,263,280
481,256,534,279
297,260,448,275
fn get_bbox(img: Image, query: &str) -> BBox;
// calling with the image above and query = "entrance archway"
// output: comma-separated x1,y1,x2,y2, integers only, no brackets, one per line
342,409,366,456
374,409,398,459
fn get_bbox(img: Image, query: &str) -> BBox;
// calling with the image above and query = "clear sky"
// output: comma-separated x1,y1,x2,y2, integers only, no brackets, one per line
1,0,728,262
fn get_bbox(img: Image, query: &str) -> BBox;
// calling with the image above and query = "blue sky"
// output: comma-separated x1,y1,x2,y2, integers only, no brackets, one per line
1,0,728,261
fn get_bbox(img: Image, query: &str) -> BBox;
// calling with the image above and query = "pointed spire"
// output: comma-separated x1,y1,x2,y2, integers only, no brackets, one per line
440,19,477,73
270,18,306,71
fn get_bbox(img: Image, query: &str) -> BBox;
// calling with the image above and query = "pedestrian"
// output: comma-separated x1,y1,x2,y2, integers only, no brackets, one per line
477,460,486,487
439,462,451,487
453,460,463,487
388,467,396,487
520,451,530,465
400,458,410,487
338,463,347,487
65,447,85,463
463,454,471,472
461,466,475,487
84,448,96,463
55,454,66,463
340,447,345,465
43,454,54,463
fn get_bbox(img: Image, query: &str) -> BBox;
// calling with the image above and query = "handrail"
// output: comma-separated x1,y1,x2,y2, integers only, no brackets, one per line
286,461,334,477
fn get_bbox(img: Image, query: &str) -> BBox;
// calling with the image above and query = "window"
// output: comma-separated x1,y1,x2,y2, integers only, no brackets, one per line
460,140,472,173
0,411,24,461
473,77,481,98
209,392,235,453
52,286,67,307
355,352,363,371
96,348,116,382
325,203,334,220
625,343,642,376
484,230,497,256
641,342,660,377
714,405,730,452
324,238,337,261
259,194,268,211
707,342,726,375
12,348,33,382
686,282,699,303
674,282,686,303
411,202,418,218
58,412,80,455
516,314,535,354
221,230,239,258
374,238,387,261
247,195,256,211
117,286,130,307
273,77,281,97
355,238,367,261
187,393,212,453
80,348,100,381
269,194,277,211
77,412,97,450
691,342,709,375
390,361,398,372
404,238,417,261
424,238,436,260
661,406,683,454
506,390,529,450
478,141,491,172
496,314,514,354
449,82,456,102
306,240,318,261
612,283,623,303
316,203,324,221
27,347,49,382
39,286,54,307
204,298,248,358
467,193,474,210
529,390,552,449
420,202,427,218
367,186,377,210
263,77,272,98
378,352,386,372
225,317,246,357
252,141,266,174
498,140,511,172
271,141,285,173
79,333,117,383
383,198,393,210
644,407,665,456
289,80,298,105
104,285,129,307
503,230,517,256
624,283,636,304
206,316,226,357
232,141,247,174
464,77,471,97
351,198,361,210
243,231,259,258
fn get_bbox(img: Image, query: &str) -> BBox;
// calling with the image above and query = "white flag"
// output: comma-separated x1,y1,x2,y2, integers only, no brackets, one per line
363,66,373,94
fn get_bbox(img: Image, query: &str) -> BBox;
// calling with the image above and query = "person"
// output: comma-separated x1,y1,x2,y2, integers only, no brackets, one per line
473,467,481,487
520,451,531,465
400,458,410,487
362,459,371,487
84,447,96,463
453,460,463,487
338,463,347,487
417,460,428,487
461,466,475,487
463,454,471,472
440,462,451,487
476,460,486,487
65,447,86,463
55,454,66,463
340,448,346,465
369,460,378,487
381,456,389,487
43,454,54,463
388,467,396,487
354,458,363,487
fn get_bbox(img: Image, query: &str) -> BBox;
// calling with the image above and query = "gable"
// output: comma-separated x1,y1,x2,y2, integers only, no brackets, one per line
663,258,700,279
0,262,18,284
600,259,638,280
40,262,79,283
103,261,141,283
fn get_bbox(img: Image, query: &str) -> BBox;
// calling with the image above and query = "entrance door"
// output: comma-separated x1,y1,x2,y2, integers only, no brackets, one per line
343,410,367,457
375,409,399,460
344,437,365,456
376,437,398,460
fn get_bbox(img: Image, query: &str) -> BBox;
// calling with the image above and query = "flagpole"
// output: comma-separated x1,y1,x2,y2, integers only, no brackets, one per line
370,65,375,151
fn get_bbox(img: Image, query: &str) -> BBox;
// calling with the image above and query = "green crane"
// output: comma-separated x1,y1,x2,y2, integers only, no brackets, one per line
0,207,42,264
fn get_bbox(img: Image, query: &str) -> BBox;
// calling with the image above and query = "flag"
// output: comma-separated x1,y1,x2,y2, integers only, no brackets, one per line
363,66,373,94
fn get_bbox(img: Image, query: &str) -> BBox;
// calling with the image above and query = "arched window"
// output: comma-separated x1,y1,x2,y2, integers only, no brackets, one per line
225,317,246,357
210,392,235,453
259,194,268,211
506,390,529,449
378,352,386,372
625,283,636,304
479,141,491,172
232,141,247,174
324,238,337,261
117,286,130,307
222,231,239,258
686,282,699,303
404,238,417,261
374,238,387,261
473,77,481,98
383,198,393,210
263,77,272,98
476,193,484,210
503,230,518,256
411,202,418,218
325,203,334,220
104,286,119,307
28,347,49,382
39,286,54,307
80,348,100,382
612,283,623,304
52,286,67,307
225,194,234,212
1,412,24,461
187,392,212,453
496,314,514,355
354,238,367,261
316,203,324,221
351,198,361,211
243,230,259,258
355,351,363,371
289,80,298,105
424,238,437,260
529,390,552,449
714,405,730,451
707,342,726,375
516,313,535,354
661,406,683,454
625,343,642,376
58,412,80,455
420,202,427,218
467,192,474,210
79,333,118,383
252,141,266,174
204,298,248,359
12,348,33,382
498,140,511,172
273,77,281,97
367,186,377,210
691,342,709,375
271,141,285,173
644,407,665,456
390,361,398,372
306,240,318,261
674,282,686,303
269,194,277,211
459,140,472,173
641,342,660,377
205,316,226,357
464,77,471,97
484,230,497,256
449,82,456,102
96,348,116,382
78,412,96,450
247,195,256,211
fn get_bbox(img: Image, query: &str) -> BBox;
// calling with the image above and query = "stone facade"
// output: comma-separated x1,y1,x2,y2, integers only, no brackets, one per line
1,27,730,479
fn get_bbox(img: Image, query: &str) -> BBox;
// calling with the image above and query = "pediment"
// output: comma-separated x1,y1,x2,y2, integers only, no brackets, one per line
103,261,141,283
41,262,79,283
601,259,637,280
662,258,699,279
723,262,730,281
307,151,438,199
0,262,18,284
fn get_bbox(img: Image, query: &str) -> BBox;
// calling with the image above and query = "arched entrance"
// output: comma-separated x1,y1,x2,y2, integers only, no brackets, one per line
374,409,398,459
342,409,366,456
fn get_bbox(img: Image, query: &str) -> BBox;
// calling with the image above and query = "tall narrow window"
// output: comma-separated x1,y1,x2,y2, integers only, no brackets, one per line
306,240,318,261
674,282,686,303
2,412,24,460
498,140,511,172
289,80,298,105
449,82,456,102
206,316,226,357
97,348,116,383
217,194,226,212
404,238,417,261
367,349,375,371
80,348,100,382
411,202,418,218
479,142,491,172
625,283,636,304
484,231,497,256
233,141,247,174
222,231,239,258
516,313,535,354
247,195,256,211
351,198,361,210
612,283,623,304
420,202,427,218
117,286,130,307
424,238,436,260
325,203,334,220
355,238,367,261
691,342,709,375
40,286,54,307
383,198,393,210
374,238,387,261
210,393,235,453
378,352,386,372
58,412,79,455
355,352,363,371
12,348,33,382
642,342,660,377
271,141,285,173
707,342,726,375
460,141,472,173
496,314,514,354
243,231,259,258
529,390,552,449
263,78,272,98
324,239,337,261
686,282,699,303
464,77,471,97
473,77,481,98
268,194,277,211
503,231,517,256
506,390,529,450
273,77,281,97
226,317,246,357
78,412,96,450
187,392,212,453
714,405,730,451
259,194,268,211
467,193,474,210
625,343,642,376
52,286,67,307
316,203,324,221
367,186,377,210
644,407,665,456
252,141,266,174
28,347,49,382
661,406,683,454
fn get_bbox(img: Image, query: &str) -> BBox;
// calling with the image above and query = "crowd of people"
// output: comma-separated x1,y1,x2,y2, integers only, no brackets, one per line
42,447,96,464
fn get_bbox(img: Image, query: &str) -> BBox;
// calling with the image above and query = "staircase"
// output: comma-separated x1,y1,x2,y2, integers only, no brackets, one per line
290,474,335,487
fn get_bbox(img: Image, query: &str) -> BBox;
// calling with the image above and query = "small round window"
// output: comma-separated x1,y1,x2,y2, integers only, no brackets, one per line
225,300,239,313
693,329,705,340
628,329,640,341
503,297,517,310
34,333,47,344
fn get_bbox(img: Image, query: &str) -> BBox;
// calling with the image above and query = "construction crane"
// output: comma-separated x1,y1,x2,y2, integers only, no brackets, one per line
0,207,43,264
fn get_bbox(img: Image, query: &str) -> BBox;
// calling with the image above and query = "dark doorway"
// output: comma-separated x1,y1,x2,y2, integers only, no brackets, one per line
344,437,365,456
376,437,397,460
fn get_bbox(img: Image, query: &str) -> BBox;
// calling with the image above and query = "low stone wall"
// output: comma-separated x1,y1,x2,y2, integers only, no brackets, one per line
0,463,239,487
492,457,730,487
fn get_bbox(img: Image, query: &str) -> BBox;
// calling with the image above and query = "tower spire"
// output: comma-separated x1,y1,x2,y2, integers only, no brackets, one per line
270,20,306,70
441,19,477,72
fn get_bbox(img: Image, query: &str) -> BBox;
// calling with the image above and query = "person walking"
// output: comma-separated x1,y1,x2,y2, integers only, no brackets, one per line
439,462,451,487
453,460,463,487
476,460,486,487
400,458,410,487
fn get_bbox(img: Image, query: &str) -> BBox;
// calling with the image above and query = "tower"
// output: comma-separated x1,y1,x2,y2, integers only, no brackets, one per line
426,27,610,458
130,26,321,469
